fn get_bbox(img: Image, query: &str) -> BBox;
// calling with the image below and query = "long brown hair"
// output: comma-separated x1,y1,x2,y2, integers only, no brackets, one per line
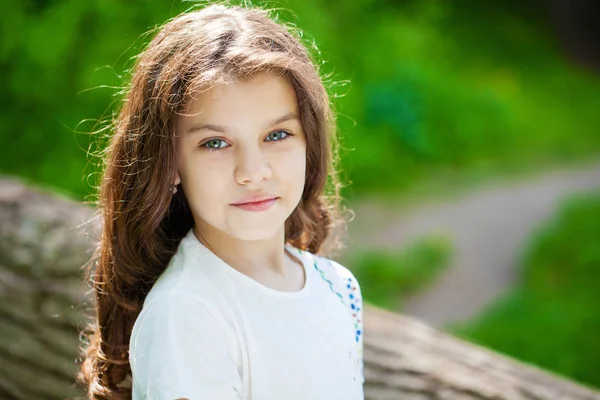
77,3,348,399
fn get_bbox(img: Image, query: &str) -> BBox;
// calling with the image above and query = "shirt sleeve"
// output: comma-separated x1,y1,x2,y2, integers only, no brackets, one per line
338,265,364,385
314,254,365,386
130,292,243,400
352,274,364,385
337,261,365,385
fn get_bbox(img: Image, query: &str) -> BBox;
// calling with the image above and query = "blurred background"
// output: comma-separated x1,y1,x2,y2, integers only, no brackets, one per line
1,0,599,394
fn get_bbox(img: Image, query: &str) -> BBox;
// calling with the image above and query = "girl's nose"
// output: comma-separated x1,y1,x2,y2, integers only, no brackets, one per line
234,146,273,185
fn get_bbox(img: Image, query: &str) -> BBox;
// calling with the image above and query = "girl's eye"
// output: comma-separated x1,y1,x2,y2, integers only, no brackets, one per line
199,130,291,152
200,139,229,151
265,130,290,142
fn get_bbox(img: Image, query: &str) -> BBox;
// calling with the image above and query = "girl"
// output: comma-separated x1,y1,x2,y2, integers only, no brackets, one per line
78,3,364,399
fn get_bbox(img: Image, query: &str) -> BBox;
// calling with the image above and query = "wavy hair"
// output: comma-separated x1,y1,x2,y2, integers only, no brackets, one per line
77,3,348,399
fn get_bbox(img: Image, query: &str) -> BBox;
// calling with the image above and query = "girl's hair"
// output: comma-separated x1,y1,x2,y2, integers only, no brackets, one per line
77,3,348,399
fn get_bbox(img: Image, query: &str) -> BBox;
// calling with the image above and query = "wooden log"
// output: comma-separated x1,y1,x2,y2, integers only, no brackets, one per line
0,177,96,400
1,175,599,400
363,305,600,399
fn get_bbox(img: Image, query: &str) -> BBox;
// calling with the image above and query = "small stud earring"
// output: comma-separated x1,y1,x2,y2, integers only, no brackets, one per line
170,184,178,194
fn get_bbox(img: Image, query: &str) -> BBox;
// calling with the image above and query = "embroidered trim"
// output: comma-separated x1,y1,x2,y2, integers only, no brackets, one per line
312,257,346,306
309,253,364,383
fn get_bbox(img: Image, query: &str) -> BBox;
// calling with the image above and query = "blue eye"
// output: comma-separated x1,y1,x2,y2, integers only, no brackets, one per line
266,130,290,142
199,130,291,152
200,138,229,152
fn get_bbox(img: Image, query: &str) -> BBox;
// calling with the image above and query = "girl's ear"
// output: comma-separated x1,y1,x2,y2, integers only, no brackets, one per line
174,172,181,186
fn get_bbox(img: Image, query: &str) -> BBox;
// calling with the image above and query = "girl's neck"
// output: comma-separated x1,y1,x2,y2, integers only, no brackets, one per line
192,223,297,280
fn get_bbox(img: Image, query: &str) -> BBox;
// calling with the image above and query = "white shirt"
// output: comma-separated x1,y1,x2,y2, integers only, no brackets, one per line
129,227,364,400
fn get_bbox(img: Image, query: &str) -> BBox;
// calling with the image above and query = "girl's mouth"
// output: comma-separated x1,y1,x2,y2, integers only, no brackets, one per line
231,198,279,212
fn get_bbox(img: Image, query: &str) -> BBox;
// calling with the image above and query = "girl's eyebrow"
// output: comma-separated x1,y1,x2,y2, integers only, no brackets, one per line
186,111,300,135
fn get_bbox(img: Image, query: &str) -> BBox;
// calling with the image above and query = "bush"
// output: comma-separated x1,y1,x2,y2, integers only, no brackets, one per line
350,235,452,310
448,192,600,390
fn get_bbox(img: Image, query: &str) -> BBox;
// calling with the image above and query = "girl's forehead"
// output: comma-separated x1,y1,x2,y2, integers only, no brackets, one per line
182,72,300,130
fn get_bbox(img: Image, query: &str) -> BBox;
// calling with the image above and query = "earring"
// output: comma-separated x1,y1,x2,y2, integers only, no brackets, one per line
170,184,178,194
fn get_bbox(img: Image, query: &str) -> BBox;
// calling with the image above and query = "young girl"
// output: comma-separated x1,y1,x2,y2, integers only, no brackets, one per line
78,3,364,399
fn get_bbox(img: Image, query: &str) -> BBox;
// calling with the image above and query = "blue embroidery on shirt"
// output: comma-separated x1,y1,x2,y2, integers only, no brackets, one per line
295,248,364,383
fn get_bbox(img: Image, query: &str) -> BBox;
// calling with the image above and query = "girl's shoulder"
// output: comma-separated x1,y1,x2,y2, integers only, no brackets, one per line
304,249,361,288
295,247,362,310
301,248,364,375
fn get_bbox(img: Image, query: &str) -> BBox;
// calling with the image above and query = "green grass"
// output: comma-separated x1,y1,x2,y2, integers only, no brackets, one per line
349,235,452,310
448,192,600,390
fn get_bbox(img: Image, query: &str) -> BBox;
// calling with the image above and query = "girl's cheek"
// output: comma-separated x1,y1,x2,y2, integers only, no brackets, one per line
193,150,231,166
270,140,305,158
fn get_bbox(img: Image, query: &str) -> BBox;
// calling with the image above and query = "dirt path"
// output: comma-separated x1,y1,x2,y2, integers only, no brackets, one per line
344,160,600,328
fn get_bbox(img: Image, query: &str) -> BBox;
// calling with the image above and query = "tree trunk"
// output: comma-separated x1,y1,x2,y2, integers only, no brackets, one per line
363,305,600,399
1,176,599,400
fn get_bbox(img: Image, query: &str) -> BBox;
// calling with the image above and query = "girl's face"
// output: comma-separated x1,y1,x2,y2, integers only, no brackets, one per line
174,72,307,241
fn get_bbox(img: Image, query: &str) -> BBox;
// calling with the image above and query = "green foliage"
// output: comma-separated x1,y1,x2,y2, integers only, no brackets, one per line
317,0,600,197
1,0,600,200
351,235,452,310
449,192,600,390
0,1,189,200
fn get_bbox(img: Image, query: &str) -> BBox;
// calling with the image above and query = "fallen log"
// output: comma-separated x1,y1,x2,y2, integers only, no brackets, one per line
1,175,598,400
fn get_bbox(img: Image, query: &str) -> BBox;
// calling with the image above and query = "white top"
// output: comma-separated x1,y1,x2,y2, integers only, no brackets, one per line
129,228,364,400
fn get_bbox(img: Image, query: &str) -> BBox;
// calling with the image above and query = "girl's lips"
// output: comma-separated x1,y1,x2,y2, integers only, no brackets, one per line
231,198,278,211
